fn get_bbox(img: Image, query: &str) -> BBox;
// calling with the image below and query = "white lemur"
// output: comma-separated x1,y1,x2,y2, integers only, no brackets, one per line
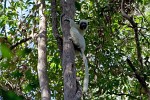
64,18,89,93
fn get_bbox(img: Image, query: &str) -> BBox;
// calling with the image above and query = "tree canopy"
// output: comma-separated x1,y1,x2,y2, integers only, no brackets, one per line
0,0,150,99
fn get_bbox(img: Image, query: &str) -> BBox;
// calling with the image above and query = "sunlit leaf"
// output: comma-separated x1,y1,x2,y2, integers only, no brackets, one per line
1,44,12,59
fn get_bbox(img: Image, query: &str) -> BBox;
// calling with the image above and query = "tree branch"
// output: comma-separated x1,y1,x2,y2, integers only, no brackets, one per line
10,37,32,50
121,3,150,98
121,0,143,69
107,91,137,99
127,58,150,98
51,0,63,58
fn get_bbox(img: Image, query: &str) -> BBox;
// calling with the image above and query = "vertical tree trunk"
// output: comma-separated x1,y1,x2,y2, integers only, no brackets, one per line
51,0,63,58
60,0,82,100
37,0,50,100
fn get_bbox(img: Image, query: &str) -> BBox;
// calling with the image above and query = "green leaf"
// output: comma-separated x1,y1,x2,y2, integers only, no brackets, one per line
75,1,81,11
17,48,32,57
1,89,25,100
1,44,12,59
11,70,23,78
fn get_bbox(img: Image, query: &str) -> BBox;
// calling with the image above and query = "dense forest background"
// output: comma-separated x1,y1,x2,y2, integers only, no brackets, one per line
0,0,150,99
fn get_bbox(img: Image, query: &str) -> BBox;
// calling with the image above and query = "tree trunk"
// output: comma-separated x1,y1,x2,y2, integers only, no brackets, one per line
37,0,50,99
60,0,82,100
51,0,63,59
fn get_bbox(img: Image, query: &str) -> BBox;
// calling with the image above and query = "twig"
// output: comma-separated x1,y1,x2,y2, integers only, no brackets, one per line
119,23,148,30
10,37,32,50
134,6,150,26
107,91,137,99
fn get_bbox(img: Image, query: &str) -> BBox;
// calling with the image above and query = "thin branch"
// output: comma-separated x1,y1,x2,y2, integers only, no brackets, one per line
127,58,150,98
107,92,137,99
121,0,143,68
134,6,150,26
119,23,148,30
51,0,63,58
127,58,144,82
1,37,31,60
120,0,132,23
10,37,32,50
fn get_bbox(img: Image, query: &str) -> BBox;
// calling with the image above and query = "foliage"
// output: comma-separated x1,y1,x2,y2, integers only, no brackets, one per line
0,0,150,99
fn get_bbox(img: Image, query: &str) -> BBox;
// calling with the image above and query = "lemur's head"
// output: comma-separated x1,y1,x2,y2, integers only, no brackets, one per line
79,19,88,30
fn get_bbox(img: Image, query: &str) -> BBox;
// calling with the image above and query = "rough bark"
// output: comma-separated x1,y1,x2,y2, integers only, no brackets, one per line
37,0,50,99
51,0,63,58
60,0,82,99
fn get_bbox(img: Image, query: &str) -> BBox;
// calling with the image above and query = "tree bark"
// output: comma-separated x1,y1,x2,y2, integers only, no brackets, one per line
37,0,50,99
51,0,63,58
60,0,82,100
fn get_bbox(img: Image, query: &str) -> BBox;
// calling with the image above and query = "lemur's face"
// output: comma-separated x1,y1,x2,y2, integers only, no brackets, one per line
79,20,88,30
